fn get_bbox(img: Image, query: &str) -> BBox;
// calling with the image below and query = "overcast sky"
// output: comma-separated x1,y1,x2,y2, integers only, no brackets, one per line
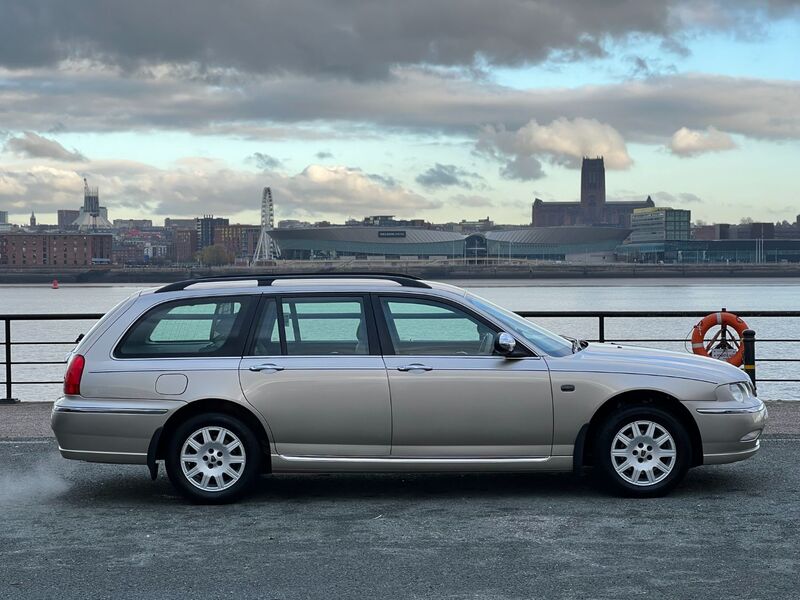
1,0,798,225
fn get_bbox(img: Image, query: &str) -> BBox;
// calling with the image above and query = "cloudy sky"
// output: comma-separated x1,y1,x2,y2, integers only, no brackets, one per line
0,0,798,226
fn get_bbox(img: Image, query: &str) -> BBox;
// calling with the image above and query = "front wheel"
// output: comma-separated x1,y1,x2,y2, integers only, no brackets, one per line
165,412,261,504
594,406,691,498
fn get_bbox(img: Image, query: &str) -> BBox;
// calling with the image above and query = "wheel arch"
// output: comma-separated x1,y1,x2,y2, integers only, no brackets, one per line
155,399,273,472
578,389,703,469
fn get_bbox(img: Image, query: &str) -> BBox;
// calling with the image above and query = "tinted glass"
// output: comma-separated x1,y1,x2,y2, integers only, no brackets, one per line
281,297,368,355
381,298,496,355
116,296,252,358
250,298,281,356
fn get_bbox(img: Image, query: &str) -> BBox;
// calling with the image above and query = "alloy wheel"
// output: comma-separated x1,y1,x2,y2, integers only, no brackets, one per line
180,426,247,492
610,420,676,486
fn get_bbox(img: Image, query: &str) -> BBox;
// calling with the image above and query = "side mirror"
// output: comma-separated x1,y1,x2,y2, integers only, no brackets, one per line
494,331,517,355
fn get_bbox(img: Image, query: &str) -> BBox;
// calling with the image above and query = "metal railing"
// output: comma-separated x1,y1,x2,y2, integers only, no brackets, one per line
2,310,799,403
1,314,104,403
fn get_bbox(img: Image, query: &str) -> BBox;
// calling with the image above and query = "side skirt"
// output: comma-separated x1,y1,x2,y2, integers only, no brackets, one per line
270,454,573,473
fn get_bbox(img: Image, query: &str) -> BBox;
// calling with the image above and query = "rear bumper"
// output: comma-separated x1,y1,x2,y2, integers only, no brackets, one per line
51,397,183,464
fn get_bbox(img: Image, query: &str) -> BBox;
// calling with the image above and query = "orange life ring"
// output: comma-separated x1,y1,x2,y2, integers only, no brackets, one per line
691,311,748,366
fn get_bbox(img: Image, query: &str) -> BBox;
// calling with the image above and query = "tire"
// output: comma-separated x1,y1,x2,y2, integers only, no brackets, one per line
593,405,691,498
165,412,262,504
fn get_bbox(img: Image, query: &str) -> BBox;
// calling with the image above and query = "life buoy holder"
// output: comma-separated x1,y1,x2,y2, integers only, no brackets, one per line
691,311,749,366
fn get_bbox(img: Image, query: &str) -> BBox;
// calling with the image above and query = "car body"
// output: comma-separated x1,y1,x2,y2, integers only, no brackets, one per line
51,273,767,502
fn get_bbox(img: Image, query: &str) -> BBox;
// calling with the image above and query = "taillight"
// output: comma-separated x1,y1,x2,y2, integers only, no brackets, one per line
64,354,85,396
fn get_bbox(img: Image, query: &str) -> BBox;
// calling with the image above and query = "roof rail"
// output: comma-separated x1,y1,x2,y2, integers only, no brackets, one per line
154,272,430,293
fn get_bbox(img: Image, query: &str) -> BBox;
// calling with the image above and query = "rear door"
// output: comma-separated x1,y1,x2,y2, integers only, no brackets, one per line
376,295,553,458
239,294,391,457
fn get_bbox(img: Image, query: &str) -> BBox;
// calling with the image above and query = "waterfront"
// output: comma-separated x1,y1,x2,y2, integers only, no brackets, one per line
1,278,798,401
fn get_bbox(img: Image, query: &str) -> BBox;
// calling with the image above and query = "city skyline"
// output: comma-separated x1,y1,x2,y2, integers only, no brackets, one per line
0,1,798,226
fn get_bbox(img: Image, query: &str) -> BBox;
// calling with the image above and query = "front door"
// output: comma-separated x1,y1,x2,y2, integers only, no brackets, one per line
239,294,391,457
376,295,553,457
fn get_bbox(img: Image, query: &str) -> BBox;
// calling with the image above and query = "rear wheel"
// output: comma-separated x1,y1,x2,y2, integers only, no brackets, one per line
165,412,261,504
594,405,691,497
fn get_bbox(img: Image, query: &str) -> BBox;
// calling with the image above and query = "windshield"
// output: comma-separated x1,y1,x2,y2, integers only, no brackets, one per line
465,293,574,357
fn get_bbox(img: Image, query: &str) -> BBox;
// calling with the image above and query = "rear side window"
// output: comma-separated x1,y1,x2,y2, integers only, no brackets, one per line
115,296,254,358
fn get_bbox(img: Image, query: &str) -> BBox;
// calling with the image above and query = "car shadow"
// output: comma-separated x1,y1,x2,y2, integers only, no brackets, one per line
52,463,758,508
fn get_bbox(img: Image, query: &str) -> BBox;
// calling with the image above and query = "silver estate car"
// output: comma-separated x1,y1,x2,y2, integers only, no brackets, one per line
52,273,767,503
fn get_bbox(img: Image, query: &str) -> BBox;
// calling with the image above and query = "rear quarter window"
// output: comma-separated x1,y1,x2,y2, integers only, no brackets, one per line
115,296,254,358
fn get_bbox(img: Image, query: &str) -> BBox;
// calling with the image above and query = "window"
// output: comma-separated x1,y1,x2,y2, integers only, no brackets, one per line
380,298,496,356
116,296,253,358
250,298,281,356
274,296,369,355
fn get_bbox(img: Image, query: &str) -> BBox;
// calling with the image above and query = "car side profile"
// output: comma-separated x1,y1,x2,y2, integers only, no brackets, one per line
52,273,767,503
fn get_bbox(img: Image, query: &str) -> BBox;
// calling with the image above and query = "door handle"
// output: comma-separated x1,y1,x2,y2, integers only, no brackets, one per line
397,364,433,372
248,363,285,372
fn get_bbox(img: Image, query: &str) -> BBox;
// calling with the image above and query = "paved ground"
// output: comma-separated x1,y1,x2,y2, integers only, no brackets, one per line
1,404,799,599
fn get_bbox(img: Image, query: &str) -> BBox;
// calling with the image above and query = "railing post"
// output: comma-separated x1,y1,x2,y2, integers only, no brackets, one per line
1,318,19,404
742,329,756,391
598,316,605,343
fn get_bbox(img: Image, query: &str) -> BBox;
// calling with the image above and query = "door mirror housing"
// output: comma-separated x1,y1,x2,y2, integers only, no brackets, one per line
494,332,517,355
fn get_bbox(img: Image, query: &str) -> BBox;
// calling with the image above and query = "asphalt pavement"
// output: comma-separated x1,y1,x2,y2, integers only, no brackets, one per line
0,405,798,599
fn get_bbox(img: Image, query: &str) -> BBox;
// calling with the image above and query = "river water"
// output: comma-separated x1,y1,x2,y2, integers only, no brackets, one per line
1,278,798,401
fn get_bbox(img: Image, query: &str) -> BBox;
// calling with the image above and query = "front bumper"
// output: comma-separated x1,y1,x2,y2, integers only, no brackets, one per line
690,398,768,465
51,396,183,464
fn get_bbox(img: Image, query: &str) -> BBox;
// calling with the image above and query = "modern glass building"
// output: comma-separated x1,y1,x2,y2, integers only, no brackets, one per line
616,239,800,263
267,226,631,261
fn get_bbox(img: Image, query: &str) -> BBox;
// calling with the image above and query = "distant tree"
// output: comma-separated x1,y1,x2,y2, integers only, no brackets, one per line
740,217,754,225
199,244,232,266
693,219,707,227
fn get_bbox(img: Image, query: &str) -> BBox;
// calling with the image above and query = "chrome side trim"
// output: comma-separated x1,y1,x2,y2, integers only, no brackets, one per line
58,446,148,457
54,406,168,415
277,455,550,464
696,405,764,415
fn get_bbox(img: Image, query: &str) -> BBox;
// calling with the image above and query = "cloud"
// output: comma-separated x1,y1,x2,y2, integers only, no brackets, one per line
0,0,780,79
450,194,494,208
4,131,86,161
415,163,484,189
1,67,798,145
249,152,282,170
0,159,439,220
668,126,737,156
499,155,545,181
651,191,703,204
478,117,632,179
315,151,333,160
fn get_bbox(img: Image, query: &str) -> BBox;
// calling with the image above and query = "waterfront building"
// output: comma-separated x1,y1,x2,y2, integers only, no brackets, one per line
267,225,630,262
57,209,80,230
532,157,654,227
164,218,197,229
112,240,147,265
214,224,261,263
73,179,112,230
113,219,153,230
628,207,691,244
196,215,229,250
171,229,198,264
0,233,112,266
617,238,800,263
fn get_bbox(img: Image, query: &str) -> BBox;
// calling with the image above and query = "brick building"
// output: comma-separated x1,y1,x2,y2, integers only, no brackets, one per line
532,157,654,227
0,233,112,266
171,229,198,264
213,224,260,263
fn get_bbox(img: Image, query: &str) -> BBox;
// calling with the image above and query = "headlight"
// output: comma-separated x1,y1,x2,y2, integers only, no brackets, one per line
716,382,753,402
730,383,747,402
